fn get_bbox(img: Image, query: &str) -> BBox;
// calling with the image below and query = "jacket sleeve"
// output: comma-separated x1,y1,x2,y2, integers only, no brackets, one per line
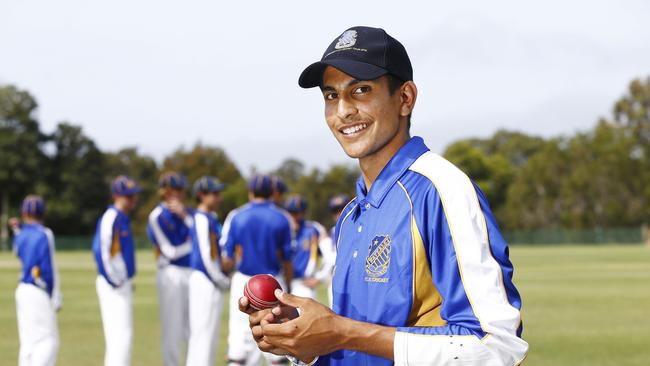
194,214,230,289
394,175,528,365
148,208,192,260
99,210,128,287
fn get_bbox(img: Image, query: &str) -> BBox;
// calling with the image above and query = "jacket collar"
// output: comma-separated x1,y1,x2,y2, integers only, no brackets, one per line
355,136,429,208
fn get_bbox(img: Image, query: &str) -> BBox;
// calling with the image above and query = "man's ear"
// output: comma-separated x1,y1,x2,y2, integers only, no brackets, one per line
399,81,417,118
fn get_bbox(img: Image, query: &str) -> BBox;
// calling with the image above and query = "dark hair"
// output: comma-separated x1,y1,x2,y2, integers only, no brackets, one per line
252,190,272,199
386,74,412,128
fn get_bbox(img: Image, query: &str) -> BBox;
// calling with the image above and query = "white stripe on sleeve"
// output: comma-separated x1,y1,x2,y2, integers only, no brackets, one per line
100,209,127,286
195,213,230,289
148,206,192,260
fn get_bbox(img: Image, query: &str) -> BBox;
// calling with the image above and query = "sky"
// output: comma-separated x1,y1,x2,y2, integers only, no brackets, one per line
1,0,649,173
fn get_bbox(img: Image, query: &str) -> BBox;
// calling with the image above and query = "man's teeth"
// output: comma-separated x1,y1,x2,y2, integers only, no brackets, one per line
342,123,368,135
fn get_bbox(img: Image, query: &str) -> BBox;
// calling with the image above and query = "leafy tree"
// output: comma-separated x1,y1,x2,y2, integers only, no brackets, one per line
42,122,108,235
0,85,46,247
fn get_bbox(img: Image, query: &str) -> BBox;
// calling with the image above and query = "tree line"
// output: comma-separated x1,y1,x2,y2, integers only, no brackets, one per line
1,76,648,243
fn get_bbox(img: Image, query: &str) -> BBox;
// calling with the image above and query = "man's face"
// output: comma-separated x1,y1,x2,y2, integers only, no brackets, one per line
165,188,184,202
203,192,222,211
321,67,405,159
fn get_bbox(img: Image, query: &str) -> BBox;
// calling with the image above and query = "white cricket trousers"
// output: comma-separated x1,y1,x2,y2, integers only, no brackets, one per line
290,279,315,300
186,271,225,366
15,283,59,366
96,275,133,366
156,264,192,366
228,272,288,366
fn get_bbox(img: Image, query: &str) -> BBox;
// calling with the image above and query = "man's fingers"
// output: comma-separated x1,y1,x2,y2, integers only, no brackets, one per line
239,296,255,315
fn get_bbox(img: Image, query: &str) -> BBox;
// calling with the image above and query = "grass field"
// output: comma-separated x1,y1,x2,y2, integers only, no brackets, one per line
1,245,649,366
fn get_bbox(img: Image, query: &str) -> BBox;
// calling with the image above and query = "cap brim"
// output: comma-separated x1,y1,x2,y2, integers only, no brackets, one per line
299,59,388,88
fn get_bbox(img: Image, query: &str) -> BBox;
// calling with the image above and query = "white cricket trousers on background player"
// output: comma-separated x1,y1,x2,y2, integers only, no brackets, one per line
186,271,225,366
157,264,191,366
290,279,315,299
96,275,133,366
228,271,287,366
15,283,59,366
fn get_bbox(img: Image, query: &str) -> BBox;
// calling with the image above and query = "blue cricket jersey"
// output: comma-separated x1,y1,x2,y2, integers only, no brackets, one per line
189,210,229,288
292,220,322,279
147,204,194,267
220,201,293,276
92,205,136,287
15,223,59,298
315,137,528,366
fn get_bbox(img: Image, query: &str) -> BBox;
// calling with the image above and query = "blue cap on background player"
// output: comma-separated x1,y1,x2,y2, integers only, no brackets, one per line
193,176,225,197
159,171,186,189
112,175,141,195
271,176,288,194
299,26,413,88
248,174,273,197
328,194,350,212
285,195,308,213
21,195,45,217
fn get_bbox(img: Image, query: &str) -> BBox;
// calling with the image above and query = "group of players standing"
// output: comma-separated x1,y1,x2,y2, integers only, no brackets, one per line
12,171,350,366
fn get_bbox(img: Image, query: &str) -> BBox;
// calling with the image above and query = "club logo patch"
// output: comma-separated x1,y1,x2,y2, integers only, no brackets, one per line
335,30,358,49
365,235,391,283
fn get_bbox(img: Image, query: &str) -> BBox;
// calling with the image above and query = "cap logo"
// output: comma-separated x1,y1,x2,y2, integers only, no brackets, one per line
335,30,357,50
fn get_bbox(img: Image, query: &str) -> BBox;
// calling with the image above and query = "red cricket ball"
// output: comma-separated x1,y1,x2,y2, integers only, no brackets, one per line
244,274,282,310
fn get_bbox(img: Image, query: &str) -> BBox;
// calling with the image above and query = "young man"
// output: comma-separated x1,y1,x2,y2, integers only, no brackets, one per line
186,176,231,366
14,195,61,366
284,195,334,300
242,26,529,366
147,172,194,366
220,174,294,366
270,176,289,206
92,175,140,366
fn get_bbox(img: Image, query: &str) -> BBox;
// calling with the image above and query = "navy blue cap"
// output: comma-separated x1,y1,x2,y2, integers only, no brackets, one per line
193,176,225,197
271,176,288,194
328,194,350,212
159,172,186,189
248,174,273,197
299,26,413,88
112,175,141,195
285,195,308,213
21,195,45,217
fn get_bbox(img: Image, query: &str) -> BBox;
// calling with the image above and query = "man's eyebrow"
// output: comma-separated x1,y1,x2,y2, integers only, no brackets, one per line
321,79,364,92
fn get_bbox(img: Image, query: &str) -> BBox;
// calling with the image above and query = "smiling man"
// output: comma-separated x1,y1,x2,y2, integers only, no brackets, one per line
241,26,529,366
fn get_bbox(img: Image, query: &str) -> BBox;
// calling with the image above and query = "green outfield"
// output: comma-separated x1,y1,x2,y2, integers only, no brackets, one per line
1,245,649,366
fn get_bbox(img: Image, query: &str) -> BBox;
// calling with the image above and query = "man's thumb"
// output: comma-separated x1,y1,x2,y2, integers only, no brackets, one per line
275,289,305,308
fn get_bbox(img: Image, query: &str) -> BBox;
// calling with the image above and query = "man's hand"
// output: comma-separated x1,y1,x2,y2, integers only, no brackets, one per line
239,295,299,356
260,290,342,362
167,199,187,219
303,277,320,289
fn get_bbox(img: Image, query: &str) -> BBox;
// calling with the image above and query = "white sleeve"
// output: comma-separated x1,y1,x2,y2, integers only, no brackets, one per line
148,207,192,260
195,214,230,290
394,332,528,366
44,228,63,310
99,210,127,286
218,209,236,253
312,222,335,282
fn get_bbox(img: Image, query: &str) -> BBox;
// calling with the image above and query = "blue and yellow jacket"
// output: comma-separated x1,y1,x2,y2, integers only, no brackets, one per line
317,137,528,366
147,204,194,267
92,205,136,287
189,209,230,289
15,223,62,308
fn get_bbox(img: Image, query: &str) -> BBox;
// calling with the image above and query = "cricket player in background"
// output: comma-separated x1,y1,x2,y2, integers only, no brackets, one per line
186,176,231,366
92,176,140,366
221,174,294,366
147,172,194,366
284,195,334,299
14,195,61,366
270,176,288,206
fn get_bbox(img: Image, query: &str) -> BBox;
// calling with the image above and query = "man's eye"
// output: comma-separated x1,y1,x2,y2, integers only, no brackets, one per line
353,86,370,94
325,93,338,100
